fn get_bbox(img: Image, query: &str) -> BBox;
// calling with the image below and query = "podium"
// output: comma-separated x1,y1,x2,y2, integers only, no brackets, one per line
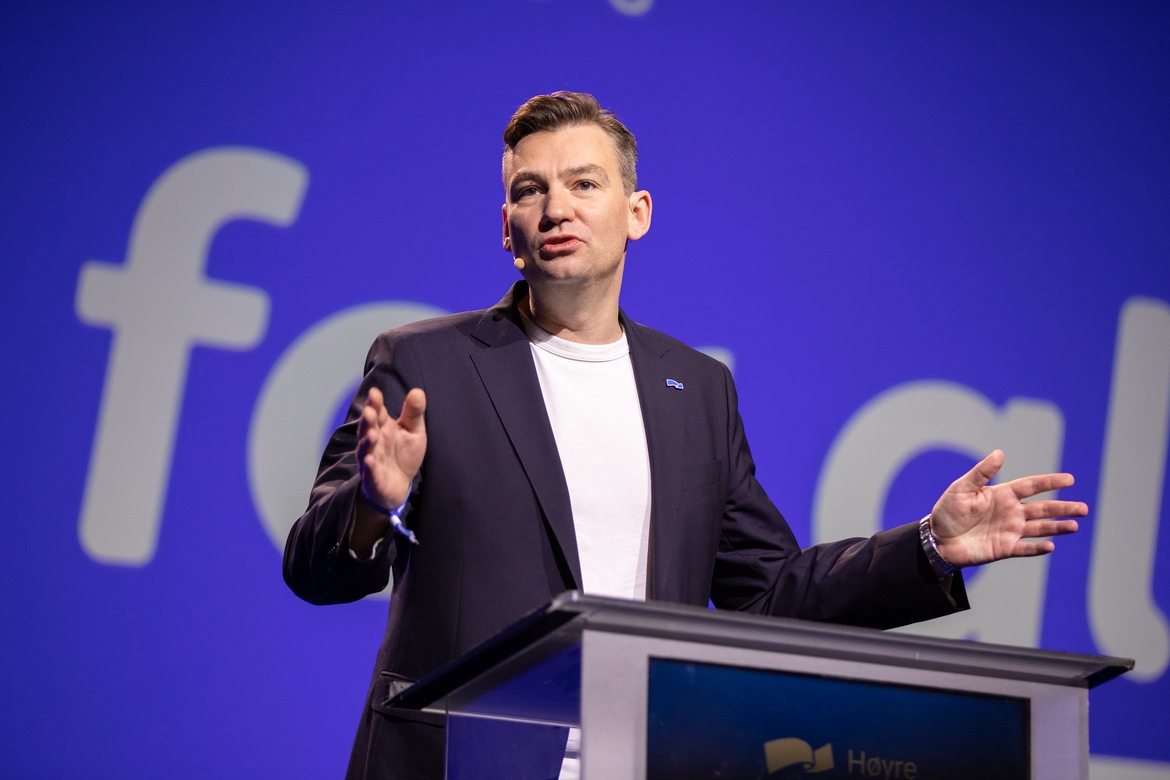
386,592,1131,780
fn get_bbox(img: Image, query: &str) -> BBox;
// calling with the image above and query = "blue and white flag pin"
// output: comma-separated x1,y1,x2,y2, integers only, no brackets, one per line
666,378,684,390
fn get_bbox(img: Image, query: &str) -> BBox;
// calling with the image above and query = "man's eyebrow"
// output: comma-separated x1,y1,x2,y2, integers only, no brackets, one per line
508,165,610,189
563,164,609,181
509,170,545,187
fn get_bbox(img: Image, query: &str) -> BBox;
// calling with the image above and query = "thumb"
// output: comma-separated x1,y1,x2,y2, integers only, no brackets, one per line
961,449,1004,490
397,388,427,432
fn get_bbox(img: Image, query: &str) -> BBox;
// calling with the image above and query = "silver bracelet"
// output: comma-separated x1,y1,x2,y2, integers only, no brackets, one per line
919,515,956,576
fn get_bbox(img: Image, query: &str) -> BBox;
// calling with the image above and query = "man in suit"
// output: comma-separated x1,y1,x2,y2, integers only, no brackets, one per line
283,92,1085,780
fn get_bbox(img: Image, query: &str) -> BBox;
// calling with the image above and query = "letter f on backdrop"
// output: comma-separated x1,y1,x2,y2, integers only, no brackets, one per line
75,147,309,565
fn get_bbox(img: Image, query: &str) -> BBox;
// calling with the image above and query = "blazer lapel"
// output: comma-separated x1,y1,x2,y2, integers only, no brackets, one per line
623,314,687,601
469,284,582,590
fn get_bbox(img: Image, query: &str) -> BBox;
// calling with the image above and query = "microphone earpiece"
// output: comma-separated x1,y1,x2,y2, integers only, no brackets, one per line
513,257,525,270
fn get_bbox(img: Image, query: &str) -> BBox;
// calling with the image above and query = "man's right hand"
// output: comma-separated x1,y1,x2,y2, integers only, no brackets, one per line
351,386,427,556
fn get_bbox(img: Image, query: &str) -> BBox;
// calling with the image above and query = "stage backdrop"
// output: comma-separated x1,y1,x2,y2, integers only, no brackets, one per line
2,1,1169,777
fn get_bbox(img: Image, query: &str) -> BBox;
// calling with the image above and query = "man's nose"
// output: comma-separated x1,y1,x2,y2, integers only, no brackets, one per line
540,185,572,226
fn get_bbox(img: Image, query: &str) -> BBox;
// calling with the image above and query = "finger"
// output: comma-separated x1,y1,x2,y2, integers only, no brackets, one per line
367,386,384,412
1019,519,1079,538
1008,540,1057,557
959,449,1004,490
357,403,377,439
398,388,427,433
1008,472,1075,499
363,387,389,431
357,414,380,457
367,388,386,423
1023,500,1088,520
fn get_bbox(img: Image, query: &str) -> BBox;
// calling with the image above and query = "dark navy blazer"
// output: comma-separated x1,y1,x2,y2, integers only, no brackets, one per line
283,282,967,780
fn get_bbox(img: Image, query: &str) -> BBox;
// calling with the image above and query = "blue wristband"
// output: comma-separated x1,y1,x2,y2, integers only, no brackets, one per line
366,475,420,545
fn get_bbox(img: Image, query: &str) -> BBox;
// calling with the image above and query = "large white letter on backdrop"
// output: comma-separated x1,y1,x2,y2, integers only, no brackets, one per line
812,380,1064,647
1089,297,1170,682
248,301,447,600
76,147,309,565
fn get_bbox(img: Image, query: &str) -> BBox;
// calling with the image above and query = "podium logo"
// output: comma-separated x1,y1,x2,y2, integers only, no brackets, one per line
764,738,834,774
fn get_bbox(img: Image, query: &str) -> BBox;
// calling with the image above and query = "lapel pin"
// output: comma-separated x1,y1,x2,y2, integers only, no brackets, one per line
666,379,684,390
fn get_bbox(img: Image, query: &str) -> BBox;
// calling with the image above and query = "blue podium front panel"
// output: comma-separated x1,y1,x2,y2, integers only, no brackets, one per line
444,640,581,780
647,659,1029,780
450,640,582,726
446,716,570,780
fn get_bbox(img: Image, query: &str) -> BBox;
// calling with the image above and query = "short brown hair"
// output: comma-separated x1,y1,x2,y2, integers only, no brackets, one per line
503,91,638,193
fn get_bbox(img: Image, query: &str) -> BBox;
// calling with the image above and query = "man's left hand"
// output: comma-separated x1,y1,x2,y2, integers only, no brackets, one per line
930,449,1086,568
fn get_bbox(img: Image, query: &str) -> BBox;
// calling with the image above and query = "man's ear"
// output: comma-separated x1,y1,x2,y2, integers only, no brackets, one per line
627,189,653,241
501,204,511,252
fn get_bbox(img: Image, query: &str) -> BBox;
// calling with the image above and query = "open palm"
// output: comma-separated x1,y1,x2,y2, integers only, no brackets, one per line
356,386,427,512
930,449,1086,568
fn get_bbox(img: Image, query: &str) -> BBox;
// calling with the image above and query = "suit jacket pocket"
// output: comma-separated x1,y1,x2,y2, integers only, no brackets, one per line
370,670,445,726
682,459,722,491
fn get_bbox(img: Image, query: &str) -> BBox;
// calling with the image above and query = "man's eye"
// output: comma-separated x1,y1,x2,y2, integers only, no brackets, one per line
577,181,595,190
516,186,539,199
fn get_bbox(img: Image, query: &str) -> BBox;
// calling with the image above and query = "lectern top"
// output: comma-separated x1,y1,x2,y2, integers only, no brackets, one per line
390,591,1132,714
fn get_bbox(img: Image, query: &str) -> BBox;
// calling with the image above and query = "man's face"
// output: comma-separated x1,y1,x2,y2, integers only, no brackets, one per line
502,124,650,287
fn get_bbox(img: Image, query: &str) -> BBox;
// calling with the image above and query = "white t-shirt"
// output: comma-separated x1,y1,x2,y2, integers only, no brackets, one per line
522,312,652,601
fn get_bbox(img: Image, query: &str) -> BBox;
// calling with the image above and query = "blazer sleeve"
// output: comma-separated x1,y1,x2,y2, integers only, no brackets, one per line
709,366,969,629
282,330,425,605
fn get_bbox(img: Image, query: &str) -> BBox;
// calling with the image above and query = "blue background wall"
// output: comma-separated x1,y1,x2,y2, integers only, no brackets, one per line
2,1,1168,777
